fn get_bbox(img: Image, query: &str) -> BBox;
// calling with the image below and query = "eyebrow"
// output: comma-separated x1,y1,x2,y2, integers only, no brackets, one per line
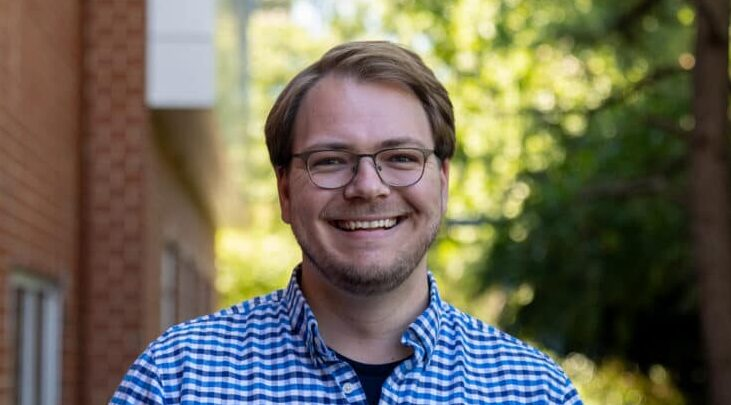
300,141,351,152
379,137,427,148
301,137,428,152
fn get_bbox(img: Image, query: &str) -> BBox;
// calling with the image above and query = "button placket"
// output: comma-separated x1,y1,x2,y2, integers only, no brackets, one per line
323,359,362,402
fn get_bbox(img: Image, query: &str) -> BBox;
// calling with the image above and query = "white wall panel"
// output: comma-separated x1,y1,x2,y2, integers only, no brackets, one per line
146,0,215,108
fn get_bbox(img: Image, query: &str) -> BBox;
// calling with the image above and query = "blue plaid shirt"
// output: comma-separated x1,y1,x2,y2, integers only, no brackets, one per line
111,269,582,404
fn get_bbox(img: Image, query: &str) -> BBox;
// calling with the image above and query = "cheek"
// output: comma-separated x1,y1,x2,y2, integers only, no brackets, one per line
426,175,448,217
440,182,449,214
409,186,443,216
289,188,329,224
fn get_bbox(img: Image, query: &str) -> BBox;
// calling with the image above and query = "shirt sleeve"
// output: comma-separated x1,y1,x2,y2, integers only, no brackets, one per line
109,349,165,405
561,378,584,405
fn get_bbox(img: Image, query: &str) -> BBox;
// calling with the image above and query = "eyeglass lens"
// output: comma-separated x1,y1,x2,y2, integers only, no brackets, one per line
306,148,428,189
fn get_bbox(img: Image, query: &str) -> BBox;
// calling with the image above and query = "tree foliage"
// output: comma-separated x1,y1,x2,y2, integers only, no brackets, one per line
214,0,726,402
375,0,707,401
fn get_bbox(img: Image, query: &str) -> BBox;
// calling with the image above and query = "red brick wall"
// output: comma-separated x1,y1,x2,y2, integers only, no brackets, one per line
0,0,82,404
1,1,218,403
80,0,150,403
81,2,217,403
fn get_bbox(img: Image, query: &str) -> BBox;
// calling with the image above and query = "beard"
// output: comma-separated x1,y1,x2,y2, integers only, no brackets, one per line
293,214,442,296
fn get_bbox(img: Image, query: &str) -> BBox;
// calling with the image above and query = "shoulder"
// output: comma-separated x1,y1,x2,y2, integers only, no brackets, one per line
151,289,288,355
437,303,580,402
442,303,559,365
165,289,287,336
110,290,291,403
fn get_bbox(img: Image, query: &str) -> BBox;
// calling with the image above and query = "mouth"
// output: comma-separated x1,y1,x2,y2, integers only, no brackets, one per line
331,216,402,232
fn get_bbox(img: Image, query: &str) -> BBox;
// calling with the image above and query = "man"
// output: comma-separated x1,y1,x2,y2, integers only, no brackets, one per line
111,41,582,404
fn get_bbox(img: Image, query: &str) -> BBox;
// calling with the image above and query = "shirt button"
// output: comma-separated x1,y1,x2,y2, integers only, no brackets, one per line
343,382,355,394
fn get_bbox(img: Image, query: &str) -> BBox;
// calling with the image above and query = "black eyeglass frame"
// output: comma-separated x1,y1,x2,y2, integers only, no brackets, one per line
291,147,436,190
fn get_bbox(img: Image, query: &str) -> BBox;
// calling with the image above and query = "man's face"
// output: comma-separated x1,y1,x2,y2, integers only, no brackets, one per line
276,75,449,296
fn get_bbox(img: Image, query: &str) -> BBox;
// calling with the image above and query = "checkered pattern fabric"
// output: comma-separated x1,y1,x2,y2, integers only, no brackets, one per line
111,268,582,404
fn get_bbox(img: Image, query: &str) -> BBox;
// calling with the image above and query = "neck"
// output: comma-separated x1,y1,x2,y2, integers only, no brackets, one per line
299,260,430,364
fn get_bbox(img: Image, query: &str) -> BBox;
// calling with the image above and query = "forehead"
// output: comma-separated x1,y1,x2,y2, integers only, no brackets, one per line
292,75,433,151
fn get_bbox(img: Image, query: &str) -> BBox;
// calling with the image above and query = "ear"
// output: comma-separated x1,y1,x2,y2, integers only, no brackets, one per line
439,159,450,215
275,166,292,224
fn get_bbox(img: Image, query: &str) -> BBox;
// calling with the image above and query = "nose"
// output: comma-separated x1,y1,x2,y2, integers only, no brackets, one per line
343,156,390,200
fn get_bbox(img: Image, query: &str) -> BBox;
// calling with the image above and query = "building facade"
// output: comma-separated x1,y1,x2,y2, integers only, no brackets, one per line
0,1,220,403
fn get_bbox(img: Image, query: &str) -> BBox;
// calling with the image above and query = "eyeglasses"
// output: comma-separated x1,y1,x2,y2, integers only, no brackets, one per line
292,147,435,189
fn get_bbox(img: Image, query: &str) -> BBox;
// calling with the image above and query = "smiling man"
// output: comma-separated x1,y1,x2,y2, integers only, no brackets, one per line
111,41,582,404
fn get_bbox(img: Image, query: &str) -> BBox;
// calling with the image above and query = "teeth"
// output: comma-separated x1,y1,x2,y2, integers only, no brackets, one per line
338,218,398,231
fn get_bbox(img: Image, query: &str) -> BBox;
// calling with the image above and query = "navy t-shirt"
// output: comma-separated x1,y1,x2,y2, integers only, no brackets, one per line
336,353,408,405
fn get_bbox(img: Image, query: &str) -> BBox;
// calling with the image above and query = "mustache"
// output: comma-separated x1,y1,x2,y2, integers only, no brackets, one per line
321,202,410,220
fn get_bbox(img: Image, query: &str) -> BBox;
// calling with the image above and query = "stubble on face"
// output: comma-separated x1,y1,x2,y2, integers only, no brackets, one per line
293,201,443,296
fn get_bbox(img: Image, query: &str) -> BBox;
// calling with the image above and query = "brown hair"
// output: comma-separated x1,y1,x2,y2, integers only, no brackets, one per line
264,40,455,168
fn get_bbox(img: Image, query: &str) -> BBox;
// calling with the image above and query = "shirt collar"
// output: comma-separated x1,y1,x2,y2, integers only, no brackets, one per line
284,265,445,366
284,266,334,363
401,271,444,366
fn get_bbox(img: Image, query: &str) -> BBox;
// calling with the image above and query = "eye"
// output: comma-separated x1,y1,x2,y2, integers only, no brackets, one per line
308,151,351,171
311,157,346,166
389,153,418,163
381,149,423,167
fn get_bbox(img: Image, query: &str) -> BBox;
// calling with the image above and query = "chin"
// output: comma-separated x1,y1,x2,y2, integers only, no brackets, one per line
306,252,422,296
294,220,438,296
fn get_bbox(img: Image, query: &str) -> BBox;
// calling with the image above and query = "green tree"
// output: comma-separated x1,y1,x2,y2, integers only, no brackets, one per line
215,0,729,401
377,0,712,402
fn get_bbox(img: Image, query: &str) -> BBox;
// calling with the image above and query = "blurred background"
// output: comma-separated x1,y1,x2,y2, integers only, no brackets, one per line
1,0,729,404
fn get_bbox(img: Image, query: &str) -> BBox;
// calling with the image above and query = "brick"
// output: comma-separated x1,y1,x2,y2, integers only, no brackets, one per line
2,1,218,403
